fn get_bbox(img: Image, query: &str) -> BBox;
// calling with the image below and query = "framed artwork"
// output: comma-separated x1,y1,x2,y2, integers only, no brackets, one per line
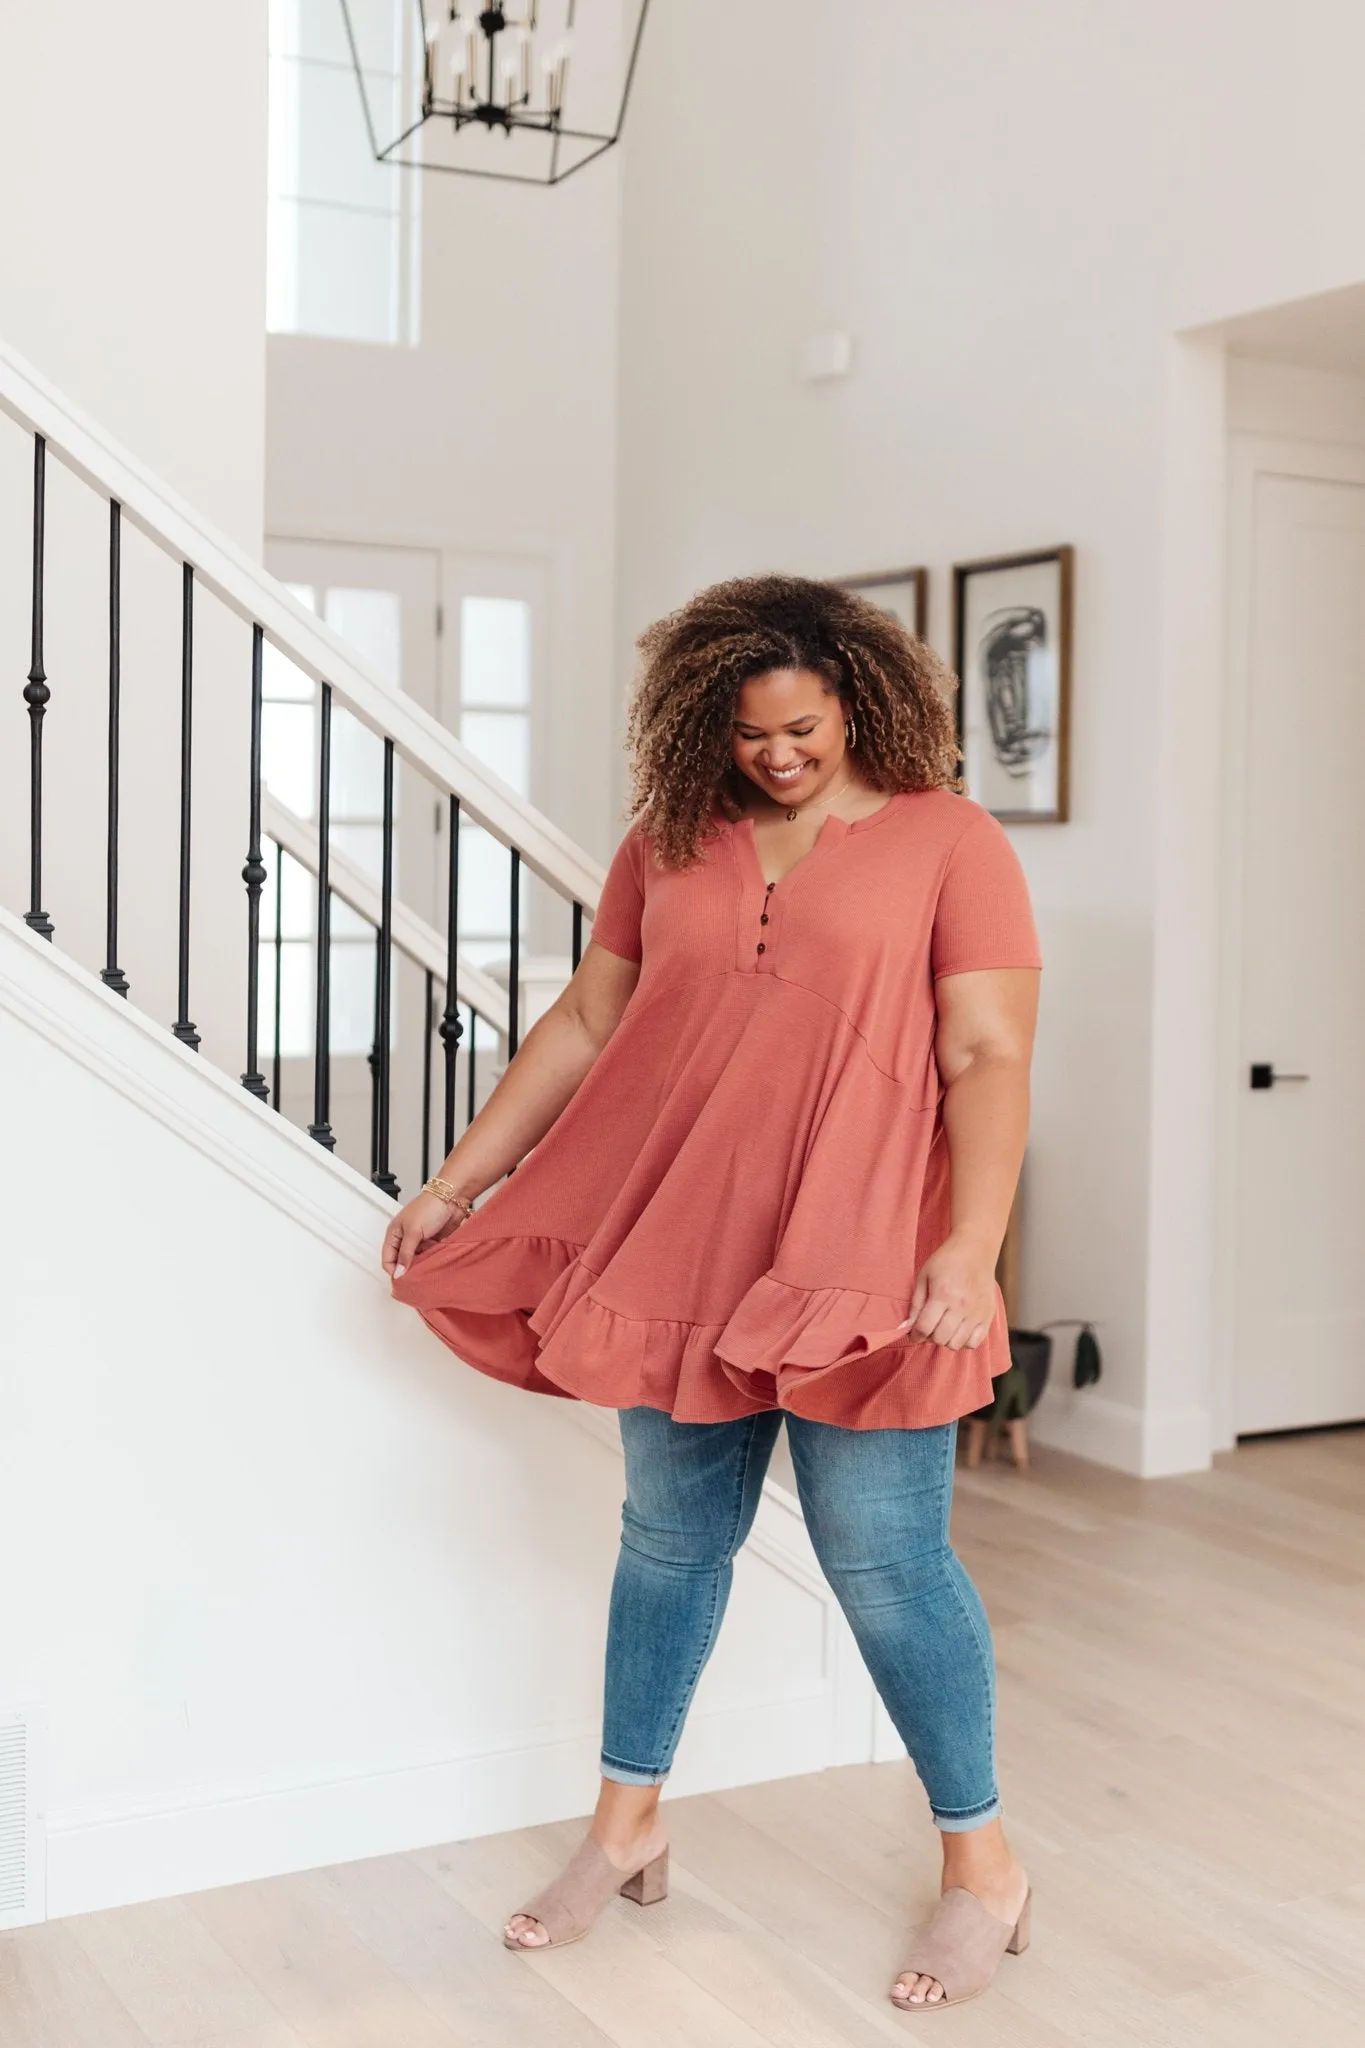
953,546,1073,823
835,566,929,641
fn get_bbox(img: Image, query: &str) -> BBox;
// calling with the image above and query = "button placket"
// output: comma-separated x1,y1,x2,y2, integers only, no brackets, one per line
756,880,776,967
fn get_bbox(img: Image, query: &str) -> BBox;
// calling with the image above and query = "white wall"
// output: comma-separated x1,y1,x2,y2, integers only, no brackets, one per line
0,910,868,1917
266,159,623,862
614,0,1365,1473
0,2,267,550
0,2,270,1083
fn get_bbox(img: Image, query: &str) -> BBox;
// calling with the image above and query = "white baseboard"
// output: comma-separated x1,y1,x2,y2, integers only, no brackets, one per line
1027,1386,1143,1469
1028,1386,1211,1477
45,1692,834,1920
1138,1402,1213,1477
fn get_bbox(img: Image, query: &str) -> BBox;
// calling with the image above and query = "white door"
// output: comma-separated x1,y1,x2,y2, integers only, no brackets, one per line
436,555,553,1071
260,538,440,1190
1234,472,1365,1435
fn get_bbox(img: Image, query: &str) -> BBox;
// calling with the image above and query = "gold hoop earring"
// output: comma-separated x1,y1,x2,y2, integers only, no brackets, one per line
845,716,857,749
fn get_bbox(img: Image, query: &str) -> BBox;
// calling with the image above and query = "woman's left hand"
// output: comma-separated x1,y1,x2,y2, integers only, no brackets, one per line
903,1230,999,1350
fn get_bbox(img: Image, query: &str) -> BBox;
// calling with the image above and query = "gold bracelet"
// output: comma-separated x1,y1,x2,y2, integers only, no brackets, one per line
423,1177,476,1220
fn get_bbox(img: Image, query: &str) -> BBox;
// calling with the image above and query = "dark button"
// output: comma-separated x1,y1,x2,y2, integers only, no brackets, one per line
760,913,769,924
756,942,766,954
765,882,775,893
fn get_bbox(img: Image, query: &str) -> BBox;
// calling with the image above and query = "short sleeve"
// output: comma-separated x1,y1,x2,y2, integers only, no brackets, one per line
931,811,1042,978
590,825,646,963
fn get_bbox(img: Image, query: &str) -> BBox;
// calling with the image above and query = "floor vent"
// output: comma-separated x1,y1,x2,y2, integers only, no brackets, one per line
0,1703,45,1929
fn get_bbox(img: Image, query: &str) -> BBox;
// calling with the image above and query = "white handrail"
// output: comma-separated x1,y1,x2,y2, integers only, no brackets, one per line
262,793,510,1036
0,335,607,910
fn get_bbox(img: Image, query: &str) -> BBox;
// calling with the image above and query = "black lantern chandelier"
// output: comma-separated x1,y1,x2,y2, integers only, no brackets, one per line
340,0,651,188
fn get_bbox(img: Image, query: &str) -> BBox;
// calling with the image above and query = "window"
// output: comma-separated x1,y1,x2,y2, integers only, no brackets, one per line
267,0,421,345
455,595,534,975
260,584,400,1058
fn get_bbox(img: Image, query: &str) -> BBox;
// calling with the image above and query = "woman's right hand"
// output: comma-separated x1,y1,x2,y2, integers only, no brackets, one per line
382,1190,470,1282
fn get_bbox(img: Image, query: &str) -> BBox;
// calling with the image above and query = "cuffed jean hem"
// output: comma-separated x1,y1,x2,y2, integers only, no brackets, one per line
932,1798,1002,1833
600,1754,671,1787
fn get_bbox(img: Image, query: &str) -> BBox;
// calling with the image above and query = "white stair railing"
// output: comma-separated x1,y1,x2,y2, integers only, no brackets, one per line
0,334,604,1196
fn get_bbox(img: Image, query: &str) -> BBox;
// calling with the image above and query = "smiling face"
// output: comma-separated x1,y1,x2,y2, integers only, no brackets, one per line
730,668,850,808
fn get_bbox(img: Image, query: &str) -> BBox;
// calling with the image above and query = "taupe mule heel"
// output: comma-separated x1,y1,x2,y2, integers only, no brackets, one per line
503,1838,670,1950
618,1847,670,1905
890,1885,1032,2011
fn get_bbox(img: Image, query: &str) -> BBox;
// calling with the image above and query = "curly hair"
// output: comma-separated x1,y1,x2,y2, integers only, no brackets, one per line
622,573,963,869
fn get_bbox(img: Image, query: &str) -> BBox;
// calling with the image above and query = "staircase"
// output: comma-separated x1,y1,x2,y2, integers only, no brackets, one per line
0,339,892,1929
0,335,604,1191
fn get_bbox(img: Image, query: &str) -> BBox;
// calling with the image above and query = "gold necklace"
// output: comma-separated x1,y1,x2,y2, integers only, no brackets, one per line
779,768,856,823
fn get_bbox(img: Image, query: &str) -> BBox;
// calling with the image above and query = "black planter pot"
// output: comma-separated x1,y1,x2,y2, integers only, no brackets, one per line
1009,1328,1053,1410
969,1327,1053,1424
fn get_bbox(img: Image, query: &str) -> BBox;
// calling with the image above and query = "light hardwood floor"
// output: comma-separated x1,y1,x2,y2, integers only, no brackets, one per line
4,1431,1364,2046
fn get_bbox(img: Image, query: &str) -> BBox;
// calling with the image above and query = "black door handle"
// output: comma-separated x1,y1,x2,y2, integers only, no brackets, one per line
1249,1063,1310,1090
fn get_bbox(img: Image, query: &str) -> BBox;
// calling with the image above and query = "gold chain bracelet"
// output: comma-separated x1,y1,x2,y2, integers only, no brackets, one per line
422,1176,476,1220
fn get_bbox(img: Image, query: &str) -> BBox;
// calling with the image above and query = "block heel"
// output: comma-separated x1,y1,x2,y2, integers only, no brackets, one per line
618,1846,669,1905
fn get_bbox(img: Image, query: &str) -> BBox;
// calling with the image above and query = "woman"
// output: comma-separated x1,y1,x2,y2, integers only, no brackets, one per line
384,574,1041,2012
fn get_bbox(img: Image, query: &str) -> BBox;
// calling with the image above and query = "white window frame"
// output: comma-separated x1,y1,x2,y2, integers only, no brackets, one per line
266,0,422,347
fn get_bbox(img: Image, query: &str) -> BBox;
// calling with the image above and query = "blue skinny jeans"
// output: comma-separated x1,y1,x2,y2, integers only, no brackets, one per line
601,1407,1000,1832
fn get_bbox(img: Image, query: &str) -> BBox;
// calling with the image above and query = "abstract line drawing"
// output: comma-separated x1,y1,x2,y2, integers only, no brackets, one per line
980,606,1052,775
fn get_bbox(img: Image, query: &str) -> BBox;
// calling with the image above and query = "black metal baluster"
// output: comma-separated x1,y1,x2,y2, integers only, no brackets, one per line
308,683,335,1148
173,564,200,1049
504,847,522,1178
101,501,129,992
241,624,269,1099
439,793,463,1154
368,929,381,1179
272,844,283,1113
421,969,434,1185
507,846,521,1059
372,737,399,1197
466,1001,476,1127
571,900,583,972
24,436,53,940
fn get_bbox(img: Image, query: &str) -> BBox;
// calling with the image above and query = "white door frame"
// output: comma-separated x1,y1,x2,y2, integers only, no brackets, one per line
1212,433,1365,1449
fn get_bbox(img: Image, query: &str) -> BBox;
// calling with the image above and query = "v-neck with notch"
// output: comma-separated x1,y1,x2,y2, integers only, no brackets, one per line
739,786,906,887
393,785,1042,1431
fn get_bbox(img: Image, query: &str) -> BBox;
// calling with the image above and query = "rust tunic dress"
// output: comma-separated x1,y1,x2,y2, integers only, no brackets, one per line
392,787,1042,1430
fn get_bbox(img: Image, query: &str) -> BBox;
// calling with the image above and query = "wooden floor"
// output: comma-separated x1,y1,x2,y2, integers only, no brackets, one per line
5,1430,1365,2046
